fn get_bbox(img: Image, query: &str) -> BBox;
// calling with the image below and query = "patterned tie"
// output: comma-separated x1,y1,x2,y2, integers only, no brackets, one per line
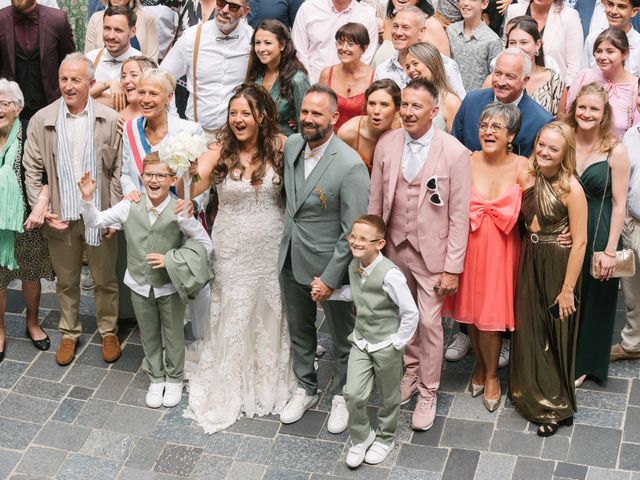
404,140,423,182
353,266,368,278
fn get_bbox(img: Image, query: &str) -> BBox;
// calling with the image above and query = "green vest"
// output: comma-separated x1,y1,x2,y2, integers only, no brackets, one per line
124,196,183,287
348,256,400,344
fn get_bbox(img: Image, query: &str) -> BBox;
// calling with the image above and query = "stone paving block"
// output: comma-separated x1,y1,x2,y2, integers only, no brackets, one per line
440,418,494,450
332,462,391,480
128,372,148,391
75,398,117,429
80,430,136,461
34,421,91,451
0,417,41,449
5,292,25,314
0,393,57,423
115,467,158,480
204,432,243,457
581,377,629,394
607,359,640,379
4,338,42,364
542,434,570,461
153,444,202,476
0,360,29,389
576,389,627,411
512,457,554,480
395,444,448,472
227,461,265,480
14,376,70,401
387,467,442,480
619,442,640,471
118,387,147,408
150,422,209,447
623,406,640,443
568,424,622,468
554,462,588,480
227,417,280,438
0,389,6,404
411,415,445,447
125,437,165,471
76,344,109,368
474,452,516,480
56,453,122,480
16,446,67,477
495,409,529,432
629,379,640,407
574,406,624,429
236,436,274,464
268,436,343,473
190,454,233,480
279,410,328,439
67,386,94,400
110,344,144,373
442,448,479,480
0,448,22,480
104,405,162,436
490,429,542,457
155,395,191,426
439,370,471,393
448,393,506,422
585,467,631,480
93,371,132,402
62,365,108,389
263,467,310,480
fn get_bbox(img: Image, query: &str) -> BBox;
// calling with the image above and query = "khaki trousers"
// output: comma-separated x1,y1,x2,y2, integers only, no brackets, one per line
621,216,640,352
44,220,118,340
343,344,403,445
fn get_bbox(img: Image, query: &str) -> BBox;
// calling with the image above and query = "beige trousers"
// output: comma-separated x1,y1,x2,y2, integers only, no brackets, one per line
620,215,640,352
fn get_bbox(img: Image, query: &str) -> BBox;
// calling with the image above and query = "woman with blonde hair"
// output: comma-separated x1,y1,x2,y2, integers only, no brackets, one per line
118,55,158,129
565,82,630,388
85,0,159,60
509,121,588,437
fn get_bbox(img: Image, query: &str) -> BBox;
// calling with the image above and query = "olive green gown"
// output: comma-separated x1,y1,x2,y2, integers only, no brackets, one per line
509,174,581,424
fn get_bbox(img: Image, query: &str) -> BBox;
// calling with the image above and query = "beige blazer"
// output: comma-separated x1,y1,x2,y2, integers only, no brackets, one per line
85,7,159,61
22,98,123,236
368,127,471,274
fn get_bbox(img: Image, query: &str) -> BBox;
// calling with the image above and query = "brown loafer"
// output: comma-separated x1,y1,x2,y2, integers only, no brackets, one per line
102,334,122,363
610,343,640,362
56,338,78,366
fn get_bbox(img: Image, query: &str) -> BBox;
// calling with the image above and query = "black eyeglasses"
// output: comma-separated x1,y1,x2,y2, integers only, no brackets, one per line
426,176,444,207
142,172,173,181
216,0,243,12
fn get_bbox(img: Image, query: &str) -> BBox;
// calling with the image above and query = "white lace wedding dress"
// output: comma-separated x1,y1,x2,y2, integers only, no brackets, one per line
185,168,294,433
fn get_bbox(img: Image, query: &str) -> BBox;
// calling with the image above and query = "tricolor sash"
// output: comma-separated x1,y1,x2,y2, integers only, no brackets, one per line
125,116,152,175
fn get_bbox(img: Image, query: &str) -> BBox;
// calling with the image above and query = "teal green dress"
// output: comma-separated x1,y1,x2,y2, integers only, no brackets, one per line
256,70,309,136
575,157,621,384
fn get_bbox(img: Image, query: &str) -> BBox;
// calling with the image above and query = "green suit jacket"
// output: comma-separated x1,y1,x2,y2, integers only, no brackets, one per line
279,133,370,288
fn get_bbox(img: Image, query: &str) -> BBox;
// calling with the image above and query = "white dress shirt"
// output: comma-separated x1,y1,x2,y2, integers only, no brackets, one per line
291,0,379,83
303,134,333,179
402,126,434,178
80,195,213,298
331,253,419,351
622,125,640,220
161,20,252,131
86,46,142,83
583,27,640,77
63,102,89,183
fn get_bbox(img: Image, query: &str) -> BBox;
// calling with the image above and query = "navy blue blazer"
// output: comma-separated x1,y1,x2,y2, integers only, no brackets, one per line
452,88,553,158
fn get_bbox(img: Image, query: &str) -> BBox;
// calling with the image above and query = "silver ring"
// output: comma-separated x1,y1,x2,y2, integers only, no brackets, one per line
530,233,539,244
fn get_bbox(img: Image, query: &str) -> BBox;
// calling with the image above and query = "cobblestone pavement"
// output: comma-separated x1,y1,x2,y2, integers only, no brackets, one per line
1,281,639,479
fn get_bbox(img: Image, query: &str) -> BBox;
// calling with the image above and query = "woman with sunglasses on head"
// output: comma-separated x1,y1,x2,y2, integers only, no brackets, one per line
246,19,309,136
565,83,630,388
338,79,401,174
405,42,461,132
510,121,587,437
319,23,375,132
444,102,529,412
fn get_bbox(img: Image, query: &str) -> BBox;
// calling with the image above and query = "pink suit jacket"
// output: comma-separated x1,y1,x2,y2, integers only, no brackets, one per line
368,127,471,274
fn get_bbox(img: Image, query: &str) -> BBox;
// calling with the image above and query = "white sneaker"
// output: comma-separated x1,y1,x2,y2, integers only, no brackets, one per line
280,388,318,424
345,430,376,468
445,333,471,362
146,382,165,408
327,395,349,434
498,339,510,369
162,382,183,408
364,440,394,465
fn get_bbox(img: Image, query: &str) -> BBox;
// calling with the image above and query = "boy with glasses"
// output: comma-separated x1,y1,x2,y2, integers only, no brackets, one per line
77,152,212,409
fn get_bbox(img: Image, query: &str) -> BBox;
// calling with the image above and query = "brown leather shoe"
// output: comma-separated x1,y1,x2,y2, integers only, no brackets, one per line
102,334,121,363
56,338,78,366
610,343,640,362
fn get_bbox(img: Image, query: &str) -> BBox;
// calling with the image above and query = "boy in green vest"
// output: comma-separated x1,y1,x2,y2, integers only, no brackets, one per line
77,153,212,409
319,215,419,468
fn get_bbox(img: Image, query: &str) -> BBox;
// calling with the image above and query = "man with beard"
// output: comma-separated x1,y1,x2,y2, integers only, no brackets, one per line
161,0,251,135
278,84,370,434
0,0,74,126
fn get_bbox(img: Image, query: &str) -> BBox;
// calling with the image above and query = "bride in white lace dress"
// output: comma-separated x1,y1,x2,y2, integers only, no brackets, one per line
183,84,294,433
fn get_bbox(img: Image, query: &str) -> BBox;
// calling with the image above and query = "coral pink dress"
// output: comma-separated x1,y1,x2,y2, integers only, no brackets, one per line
445,169,522,332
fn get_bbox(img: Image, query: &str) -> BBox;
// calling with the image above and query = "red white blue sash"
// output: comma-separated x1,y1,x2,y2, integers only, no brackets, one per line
125,116,152,175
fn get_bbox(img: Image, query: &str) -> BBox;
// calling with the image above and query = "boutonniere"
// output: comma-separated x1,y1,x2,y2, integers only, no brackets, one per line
315,186,327,211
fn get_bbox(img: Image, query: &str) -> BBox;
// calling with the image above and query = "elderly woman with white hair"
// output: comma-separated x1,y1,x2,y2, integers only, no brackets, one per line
0,79,55,363
85,0,159,60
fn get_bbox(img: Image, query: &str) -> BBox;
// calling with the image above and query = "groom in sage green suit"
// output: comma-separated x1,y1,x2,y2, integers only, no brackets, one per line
278,84,370,433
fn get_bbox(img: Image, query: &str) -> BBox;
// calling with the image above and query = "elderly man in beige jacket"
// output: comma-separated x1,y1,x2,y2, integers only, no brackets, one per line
23,52,123,367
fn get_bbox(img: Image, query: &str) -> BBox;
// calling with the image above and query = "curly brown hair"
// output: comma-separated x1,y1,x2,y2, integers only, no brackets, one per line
212,83,284,187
